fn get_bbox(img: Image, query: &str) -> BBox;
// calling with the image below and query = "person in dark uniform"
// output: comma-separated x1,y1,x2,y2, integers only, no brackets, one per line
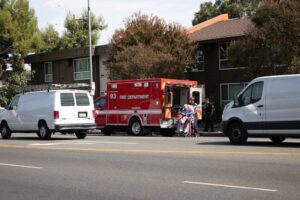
203,98,214,132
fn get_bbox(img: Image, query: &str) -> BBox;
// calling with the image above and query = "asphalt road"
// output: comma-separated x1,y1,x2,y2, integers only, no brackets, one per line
0,133,300,200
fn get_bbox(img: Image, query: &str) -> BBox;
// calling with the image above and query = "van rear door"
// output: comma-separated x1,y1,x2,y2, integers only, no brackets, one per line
56,92,94,125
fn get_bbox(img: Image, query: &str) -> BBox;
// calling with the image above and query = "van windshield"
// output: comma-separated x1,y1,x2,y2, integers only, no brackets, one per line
75,93,90,106
61,93,75,106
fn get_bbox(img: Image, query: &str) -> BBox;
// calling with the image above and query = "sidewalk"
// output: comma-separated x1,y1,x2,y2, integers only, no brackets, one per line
197,123,224,137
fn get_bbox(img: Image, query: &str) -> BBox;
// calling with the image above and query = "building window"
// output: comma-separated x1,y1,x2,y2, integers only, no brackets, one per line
44,62,53,82
73,58,90,80
220,83,248,107
190,46,205,72
219,43,232,70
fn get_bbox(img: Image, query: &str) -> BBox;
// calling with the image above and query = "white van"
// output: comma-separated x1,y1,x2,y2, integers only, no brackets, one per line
222,74,300,144
0,90,96,140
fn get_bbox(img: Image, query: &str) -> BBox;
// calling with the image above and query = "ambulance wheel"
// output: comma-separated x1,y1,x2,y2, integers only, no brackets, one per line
75,132,87,139
1,122,12,139
129,119,143,136
228,123,247,145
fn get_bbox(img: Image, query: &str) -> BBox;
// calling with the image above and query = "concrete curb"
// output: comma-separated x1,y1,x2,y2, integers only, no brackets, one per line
87,130,225,137
199,131,224,137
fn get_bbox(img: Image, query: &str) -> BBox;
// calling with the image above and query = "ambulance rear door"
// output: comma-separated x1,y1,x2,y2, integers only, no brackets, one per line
190,88,203,120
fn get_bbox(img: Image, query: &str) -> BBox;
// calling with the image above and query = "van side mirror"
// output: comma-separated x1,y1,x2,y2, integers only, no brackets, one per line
5,105,15,110
234,96,239,107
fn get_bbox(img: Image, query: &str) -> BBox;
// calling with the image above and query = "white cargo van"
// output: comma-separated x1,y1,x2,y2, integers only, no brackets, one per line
222,74,300,144
0,89,96,140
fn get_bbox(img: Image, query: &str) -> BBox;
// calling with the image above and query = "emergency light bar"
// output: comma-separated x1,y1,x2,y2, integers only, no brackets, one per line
165,82,195,87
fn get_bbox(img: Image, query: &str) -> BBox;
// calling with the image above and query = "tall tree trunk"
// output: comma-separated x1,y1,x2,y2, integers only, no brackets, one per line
19,54,24,70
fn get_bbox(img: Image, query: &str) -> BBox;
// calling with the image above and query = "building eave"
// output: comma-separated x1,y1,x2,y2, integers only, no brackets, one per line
25,45,108,64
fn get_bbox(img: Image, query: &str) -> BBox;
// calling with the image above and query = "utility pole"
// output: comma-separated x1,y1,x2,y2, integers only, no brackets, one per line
88,0,95,95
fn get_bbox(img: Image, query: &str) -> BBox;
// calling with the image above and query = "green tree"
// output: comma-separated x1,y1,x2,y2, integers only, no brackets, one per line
58,11,107,49
0,0,14,70
0,0,40,69
108,13,193,80
0,70,27,106
192,0,261,25
192,2,219,25
38,25,60,53
0,0,41,105
229,0,300,78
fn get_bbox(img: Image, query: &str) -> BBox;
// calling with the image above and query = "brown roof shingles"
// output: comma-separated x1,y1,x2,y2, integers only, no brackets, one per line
188,17,253,42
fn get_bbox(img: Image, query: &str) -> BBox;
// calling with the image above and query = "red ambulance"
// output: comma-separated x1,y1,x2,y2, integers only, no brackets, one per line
94,78,203,136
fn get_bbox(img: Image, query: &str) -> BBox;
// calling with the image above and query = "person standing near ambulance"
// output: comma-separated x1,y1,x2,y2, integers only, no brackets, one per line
189,97,201,136
203,98,215,132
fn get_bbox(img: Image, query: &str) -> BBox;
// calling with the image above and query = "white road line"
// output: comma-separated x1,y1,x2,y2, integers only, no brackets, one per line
183,181,278,192
0,163,42,169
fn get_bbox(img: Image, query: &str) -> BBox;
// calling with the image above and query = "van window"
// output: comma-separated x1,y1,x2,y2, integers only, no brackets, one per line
251,82,263,103
95,97,106,108
240,86,252,106
9,95,20,109
239,81,263,106
61,93,75,106
75,93,90,106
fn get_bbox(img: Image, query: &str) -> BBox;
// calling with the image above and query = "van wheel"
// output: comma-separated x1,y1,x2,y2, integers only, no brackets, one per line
129,119,143,136
39,123,51,140
270,136,285,144
1,123,12,139
75,132,87,139
228,123,247,145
